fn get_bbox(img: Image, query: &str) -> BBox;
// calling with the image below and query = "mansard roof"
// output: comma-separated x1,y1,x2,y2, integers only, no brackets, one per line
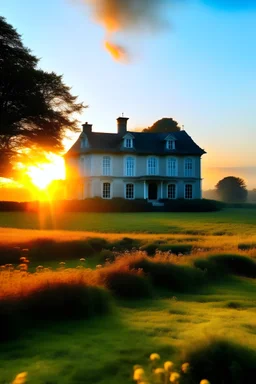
65,130,206,157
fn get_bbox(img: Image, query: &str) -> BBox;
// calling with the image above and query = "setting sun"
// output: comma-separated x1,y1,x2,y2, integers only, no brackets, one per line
27,155,65,190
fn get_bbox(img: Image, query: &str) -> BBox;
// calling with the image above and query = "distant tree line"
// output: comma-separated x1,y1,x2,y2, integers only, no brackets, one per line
204,176,255,203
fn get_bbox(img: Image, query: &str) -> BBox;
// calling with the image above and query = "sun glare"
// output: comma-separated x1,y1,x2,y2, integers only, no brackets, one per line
27,155,65,190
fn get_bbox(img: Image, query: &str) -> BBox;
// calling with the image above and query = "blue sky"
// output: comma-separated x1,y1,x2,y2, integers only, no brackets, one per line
1,0,256,189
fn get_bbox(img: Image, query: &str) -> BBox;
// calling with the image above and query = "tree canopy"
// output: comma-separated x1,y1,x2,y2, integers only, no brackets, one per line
215,176,248,203
143,117,181,133
0,16,85,178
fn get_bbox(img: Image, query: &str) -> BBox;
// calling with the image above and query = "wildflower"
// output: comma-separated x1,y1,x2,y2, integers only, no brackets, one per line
80,258,85,262
133,368,146,381
150,353,161,361
200,380,210,384
170,372,180,383
164,361,174,372
181,362,190,374
12,371,27,384
133,365,143,371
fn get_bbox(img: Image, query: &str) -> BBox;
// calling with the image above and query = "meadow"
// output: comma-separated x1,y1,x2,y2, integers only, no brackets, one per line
1,208,256,384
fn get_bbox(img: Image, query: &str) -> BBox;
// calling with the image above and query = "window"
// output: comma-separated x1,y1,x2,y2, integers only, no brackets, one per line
125,184,134,199
168,184,176,199
167,140,175,150
80,136,88,149
102,182,111,199
185,184,193,199
125,138,133,148
147,157,158,175
125,157,135,176
102,156,111,176
167,158,177,176
184,158,193,177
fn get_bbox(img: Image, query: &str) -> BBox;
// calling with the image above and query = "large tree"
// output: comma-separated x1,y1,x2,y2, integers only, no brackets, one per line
215,176,248,203
0,16,84,178
143,117,181,133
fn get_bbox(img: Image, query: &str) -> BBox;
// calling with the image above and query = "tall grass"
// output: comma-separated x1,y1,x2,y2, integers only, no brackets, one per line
0,267,112,342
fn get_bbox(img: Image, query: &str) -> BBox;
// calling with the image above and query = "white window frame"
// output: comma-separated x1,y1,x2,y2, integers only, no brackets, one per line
124,156,135,177
102,156,112,176
167,157,177,177
147,157,158,176
124,138,133,148
125,183,135,200
184,184,193,199
184,158,193,177
166,140,175,150
102,182,112,199
167,184,176,199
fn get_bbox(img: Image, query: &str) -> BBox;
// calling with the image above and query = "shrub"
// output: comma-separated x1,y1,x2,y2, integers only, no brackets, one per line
208,254,256,278
99,266,153,299
161,199,224,212
0,246,22,265
158,244,193,255
193,258,223,281
21,282,112,321
0,269,113,342
129,256,205,292
111,237,141,251
238,242,256,251
28,239,95,261
86,237,109,252
99,249,115,263
181,337,256,384
140,243,158,256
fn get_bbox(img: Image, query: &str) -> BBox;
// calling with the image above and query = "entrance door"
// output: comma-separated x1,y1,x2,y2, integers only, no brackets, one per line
148,183,158,200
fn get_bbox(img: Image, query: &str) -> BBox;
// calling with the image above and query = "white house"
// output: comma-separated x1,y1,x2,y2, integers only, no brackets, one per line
64,116,206,200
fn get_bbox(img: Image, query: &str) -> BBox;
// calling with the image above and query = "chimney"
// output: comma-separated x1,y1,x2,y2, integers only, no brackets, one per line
82,122,92,134
117,116,129,135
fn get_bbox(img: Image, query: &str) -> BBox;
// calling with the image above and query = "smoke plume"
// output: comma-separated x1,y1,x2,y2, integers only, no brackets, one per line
82,0,256,61
83,0,171,61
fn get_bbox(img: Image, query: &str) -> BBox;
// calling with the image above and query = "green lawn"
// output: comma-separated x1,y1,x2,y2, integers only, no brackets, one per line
0,208,255,235
1,278,256,384
1,208,256,383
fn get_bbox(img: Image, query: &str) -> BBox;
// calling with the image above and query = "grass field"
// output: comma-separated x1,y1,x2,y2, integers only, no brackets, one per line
1,208,256,384
0,208,255,235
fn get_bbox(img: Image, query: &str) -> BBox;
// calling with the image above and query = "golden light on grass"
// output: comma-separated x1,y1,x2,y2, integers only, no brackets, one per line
26,154,65,190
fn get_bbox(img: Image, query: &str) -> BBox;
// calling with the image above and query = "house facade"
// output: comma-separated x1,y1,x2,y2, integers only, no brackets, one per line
64,117,206,200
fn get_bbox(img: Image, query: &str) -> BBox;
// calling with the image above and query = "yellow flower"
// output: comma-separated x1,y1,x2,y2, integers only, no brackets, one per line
181,362,190,373
133,368,146,381
150,353,160,361
164,361,174,372
200,380,211,384
12,372,27,384
170,372,180,383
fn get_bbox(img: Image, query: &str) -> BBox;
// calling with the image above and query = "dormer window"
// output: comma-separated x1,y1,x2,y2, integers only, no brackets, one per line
80,136,88,149
166,140,175,150
125,138,133,148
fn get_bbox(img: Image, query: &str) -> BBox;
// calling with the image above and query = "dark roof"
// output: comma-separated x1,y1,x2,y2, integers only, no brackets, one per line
65,130,206,157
